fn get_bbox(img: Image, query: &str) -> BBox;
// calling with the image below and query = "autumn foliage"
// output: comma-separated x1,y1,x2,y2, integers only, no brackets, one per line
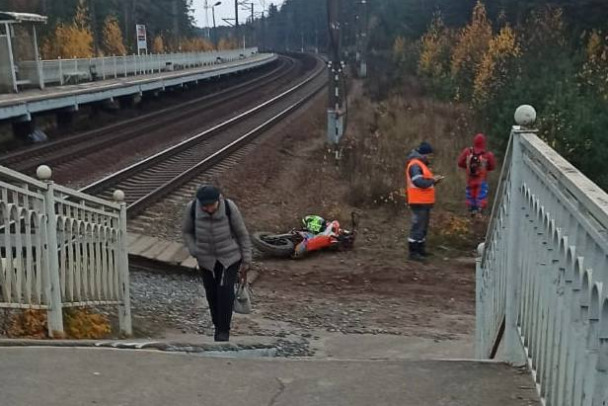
415,1,523,106
580,30,608,100
39,0,215,58
180,37,214,52
153,35,166,54
404,0,608,189
450,2,493,81
102,15,127,56
473,25,520,104
42,0,94,59
218,37,239,51
418,14,453,79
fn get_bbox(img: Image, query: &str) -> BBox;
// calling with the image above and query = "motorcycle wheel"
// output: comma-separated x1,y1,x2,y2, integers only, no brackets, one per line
252,232,295,258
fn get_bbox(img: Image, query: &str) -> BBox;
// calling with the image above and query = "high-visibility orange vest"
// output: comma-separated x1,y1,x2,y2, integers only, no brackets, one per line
406,158,436,205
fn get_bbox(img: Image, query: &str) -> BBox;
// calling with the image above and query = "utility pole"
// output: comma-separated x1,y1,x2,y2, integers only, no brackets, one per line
212,9,217,47
327,0,345,154
261,11,266,51
123,1,129,46
204,0,211,40
173,0,180,49
284,10,290,51
90,0,100,56
358,0,368,78
235,0,240,49
239,2,255,50
250,3,255,47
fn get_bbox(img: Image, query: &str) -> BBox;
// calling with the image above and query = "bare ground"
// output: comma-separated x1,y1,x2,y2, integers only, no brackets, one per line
210,90,477,347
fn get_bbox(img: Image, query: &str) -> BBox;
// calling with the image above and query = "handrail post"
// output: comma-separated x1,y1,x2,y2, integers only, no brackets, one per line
38,165,64,337
114,190,132,336
504,119,533,365
475,244,485,358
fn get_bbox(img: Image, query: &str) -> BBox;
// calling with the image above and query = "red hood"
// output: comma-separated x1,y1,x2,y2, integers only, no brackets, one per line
473,133,486,154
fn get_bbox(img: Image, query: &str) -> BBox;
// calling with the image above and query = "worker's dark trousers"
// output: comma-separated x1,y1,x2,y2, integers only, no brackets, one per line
409,205,432,243
201,261,241,333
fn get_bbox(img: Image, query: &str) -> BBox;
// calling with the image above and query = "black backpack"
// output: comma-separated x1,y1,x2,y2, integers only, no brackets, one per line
467,148,483,177
190,198,232,239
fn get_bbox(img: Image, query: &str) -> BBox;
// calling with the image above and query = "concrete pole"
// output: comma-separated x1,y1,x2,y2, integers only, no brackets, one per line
212,6,218,50
326,0,344,147
90,0,100,56
251,3,255,48
5,23,18,93
358,0,368,77
261,11,266,51
173,0,179,47
234,0,239,48
32,25,44,89
205,0,210,39
327,0,341,109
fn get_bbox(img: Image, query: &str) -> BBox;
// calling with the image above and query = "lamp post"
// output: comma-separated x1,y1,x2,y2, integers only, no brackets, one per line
212,1,222,50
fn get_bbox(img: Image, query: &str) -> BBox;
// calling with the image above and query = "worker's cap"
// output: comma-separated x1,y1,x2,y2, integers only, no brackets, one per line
196,185,221,206
416,141,434,155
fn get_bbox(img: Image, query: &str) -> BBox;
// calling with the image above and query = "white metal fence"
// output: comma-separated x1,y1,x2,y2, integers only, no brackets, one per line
477,106,608,405
0,164,130,336
17,48,258,88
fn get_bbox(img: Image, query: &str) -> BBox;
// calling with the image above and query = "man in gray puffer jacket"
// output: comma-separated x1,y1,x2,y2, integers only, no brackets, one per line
182,185,252,342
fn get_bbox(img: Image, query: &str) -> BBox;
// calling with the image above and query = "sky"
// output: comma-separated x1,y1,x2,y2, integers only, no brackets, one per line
191,0,284,28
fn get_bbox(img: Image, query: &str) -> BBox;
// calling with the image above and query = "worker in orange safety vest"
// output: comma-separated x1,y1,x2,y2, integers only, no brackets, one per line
405,142,444,261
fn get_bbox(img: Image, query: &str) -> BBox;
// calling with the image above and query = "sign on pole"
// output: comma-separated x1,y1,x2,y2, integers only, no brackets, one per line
136,24,148,55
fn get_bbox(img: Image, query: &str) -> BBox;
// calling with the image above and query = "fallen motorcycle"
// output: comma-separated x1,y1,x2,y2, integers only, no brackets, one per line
252,213,358,258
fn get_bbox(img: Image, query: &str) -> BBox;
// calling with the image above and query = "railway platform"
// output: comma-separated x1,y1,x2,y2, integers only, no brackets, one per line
0,52,277,122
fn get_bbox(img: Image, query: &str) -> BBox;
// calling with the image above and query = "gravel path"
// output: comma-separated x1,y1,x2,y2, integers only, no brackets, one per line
129,270,315,357
130,271,211,336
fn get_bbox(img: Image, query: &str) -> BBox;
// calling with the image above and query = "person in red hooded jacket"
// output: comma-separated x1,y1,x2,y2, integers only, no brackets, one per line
458,133,496,214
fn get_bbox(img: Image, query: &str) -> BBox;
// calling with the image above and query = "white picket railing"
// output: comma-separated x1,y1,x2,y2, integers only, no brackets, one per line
477,106,608,405
0,164,130,336
17,48,258,88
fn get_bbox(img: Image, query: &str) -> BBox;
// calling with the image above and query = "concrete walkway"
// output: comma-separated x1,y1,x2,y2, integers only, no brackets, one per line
0,347,539,406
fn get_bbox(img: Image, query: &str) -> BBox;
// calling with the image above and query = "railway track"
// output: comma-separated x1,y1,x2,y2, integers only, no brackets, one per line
0,55,298,174
81,55,327,218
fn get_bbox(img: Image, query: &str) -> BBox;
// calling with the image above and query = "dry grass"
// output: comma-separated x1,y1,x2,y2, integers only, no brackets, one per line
2,308,112,339
342,84,477,213
339,81,492,253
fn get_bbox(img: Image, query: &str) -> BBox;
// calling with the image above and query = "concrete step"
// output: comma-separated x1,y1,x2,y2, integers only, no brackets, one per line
0,347,539,406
